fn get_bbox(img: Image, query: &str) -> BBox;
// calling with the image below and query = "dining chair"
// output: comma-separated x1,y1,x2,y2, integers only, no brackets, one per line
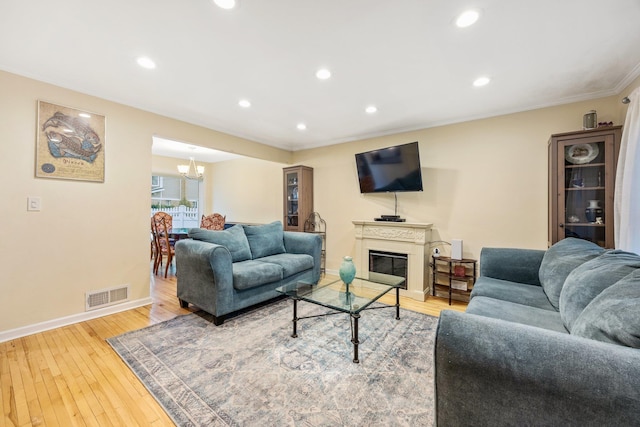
154,216,175,278
151,218,157,261
151,217,162,274
152,210,176,249
200,213,226,230
152,211,173,235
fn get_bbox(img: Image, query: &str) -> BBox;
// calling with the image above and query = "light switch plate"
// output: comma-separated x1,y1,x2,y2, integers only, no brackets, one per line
27,196,41,211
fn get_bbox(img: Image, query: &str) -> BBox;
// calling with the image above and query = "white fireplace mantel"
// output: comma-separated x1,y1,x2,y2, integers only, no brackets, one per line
352,220,433,301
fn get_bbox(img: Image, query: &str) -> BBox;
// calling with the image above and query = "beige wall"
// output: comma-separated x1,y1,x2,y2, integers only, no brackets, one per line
0,70,291,335
293,96,626,273
622,74,640,99
620,74,640,118
209,157,284,224
2,66,637,336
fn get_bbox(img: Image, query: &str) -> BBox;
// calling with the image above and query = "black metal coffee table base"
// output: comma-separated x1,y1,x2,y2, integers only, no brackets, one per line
289,287,400,363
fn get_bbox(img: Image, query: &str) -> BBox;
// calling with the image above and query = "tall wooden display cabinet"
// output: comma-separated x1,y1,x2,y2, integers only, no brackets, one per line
283,165,313,232
548,126,622,248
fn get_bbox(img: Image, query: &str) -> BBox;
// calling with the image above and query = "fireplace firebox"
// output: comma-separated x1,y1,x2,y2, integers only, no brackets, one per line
369,250,408,289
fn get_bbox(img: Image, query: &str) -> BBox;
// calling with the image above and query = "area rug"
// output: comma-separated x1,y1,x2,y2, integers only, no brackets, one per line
107,299,439,426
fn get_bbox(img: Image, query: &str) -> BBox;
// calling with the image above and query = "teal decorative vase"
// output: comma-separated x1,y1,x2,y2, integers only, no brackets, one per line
339,256,356,286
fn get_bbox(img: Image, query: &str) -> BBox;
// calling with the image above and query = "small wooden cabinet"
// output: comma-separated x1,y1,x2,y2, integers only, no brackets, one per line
283,165,313,232
548,126,622,248
431,256,477,305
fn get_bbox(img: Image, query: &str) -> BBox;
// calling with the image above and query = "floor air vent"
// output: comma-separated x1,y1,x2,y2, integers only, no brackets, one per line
86,285,129,311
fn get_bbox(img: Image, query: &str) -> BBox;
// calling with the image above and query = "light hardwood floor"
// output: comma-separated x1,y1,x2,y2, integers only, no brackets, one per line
1,267,466,426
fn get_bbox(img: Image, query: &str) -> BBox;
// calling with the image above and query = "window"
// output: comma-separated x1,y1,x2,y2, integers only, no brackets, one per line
151,175,199,209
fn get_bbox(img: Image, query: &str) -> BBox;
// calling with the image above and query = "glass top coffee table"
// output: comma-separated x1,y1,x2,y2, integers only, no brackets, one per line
276,273,405,363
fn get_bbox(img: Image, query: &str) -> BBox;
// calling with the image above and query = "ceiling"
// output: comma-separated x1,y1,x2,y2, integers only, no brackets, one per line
2,0,640,153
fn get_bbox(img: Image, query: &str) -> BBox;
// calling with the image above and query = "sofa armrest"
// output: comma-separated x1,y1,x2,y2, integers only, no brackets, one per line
434,310,640,426
175,239,234,316
284,231,322,283
479,247,545,285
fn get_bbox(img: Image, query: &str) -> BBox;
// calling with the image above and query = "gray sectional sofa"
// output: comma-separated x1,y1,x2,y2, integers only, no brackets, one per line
434,237,640,426
175,221,322,325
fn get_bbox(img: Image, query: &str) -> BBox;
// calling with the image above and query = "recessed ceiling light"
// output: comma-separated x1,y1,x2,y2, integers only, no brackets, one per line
238,99,251,108
456,10,480,28
213,0,236,9
297,123,307,131
316,68,331,80
473,76,491,87
365,105,378,114
136,56,156,69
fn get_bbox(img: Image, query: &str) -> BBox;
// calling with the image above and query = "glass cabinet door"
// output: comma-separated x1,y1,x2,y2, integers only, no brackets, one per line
560,139,608,246
551,127,620,249
285,170,299,227
283,165,313,232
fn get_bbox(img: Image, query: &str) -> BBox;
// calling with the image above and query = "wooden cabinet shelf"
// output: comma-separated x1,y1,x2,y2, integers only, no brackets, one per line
565,162,605,169
565,186,605,191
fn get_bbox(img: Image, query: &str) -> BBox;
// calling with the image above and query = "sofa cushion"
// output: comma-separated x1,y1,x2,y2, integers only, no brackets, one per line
471,277,555,311
243,221,286,259
571,270,640,348
560,250,640,331
479,247,545,286
232,260,283,290
538,238,605,310
188,225,252,262
257,253,314,278
466,296,569,334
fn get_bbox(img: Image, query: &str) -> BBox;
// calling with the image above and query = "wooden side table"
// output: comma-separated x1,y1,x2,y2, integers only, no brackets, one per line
431,256,477,305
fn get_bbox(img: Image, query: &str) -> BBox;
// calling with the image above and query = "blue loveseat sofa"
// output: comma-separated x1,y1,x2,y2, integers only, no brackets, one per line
434,238,640,426
175,221,322,325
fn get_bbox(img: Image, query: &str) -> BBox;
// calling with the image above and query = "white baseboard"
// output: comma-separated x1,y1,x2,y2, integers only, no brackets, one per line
0,297,153,343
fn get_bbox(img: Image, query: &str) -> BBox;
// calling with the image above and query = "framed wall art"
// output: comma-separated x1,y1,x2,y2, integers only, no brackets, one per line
36,100,105,182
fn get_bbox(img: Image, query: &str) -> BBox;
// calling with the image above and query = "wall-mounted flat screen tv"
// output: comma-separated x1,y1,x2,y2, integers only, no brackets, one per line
355,141,423,193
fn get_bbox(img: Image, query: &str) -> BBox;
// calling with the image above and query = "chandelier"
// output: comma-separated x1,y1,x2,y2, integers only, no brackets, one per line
177,157,204,180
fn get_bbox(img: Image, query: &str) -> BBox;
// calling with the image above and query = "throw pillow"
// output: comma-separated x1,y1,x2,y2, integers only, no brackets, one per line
538,238,605,310
572,269,640,348
243,221,286,259
188,225,252,262
560,250,640,331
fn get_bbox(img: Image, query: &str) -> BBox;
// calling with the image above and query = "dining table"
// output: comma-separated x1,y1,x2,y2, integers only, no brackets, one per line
167,228,190,241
